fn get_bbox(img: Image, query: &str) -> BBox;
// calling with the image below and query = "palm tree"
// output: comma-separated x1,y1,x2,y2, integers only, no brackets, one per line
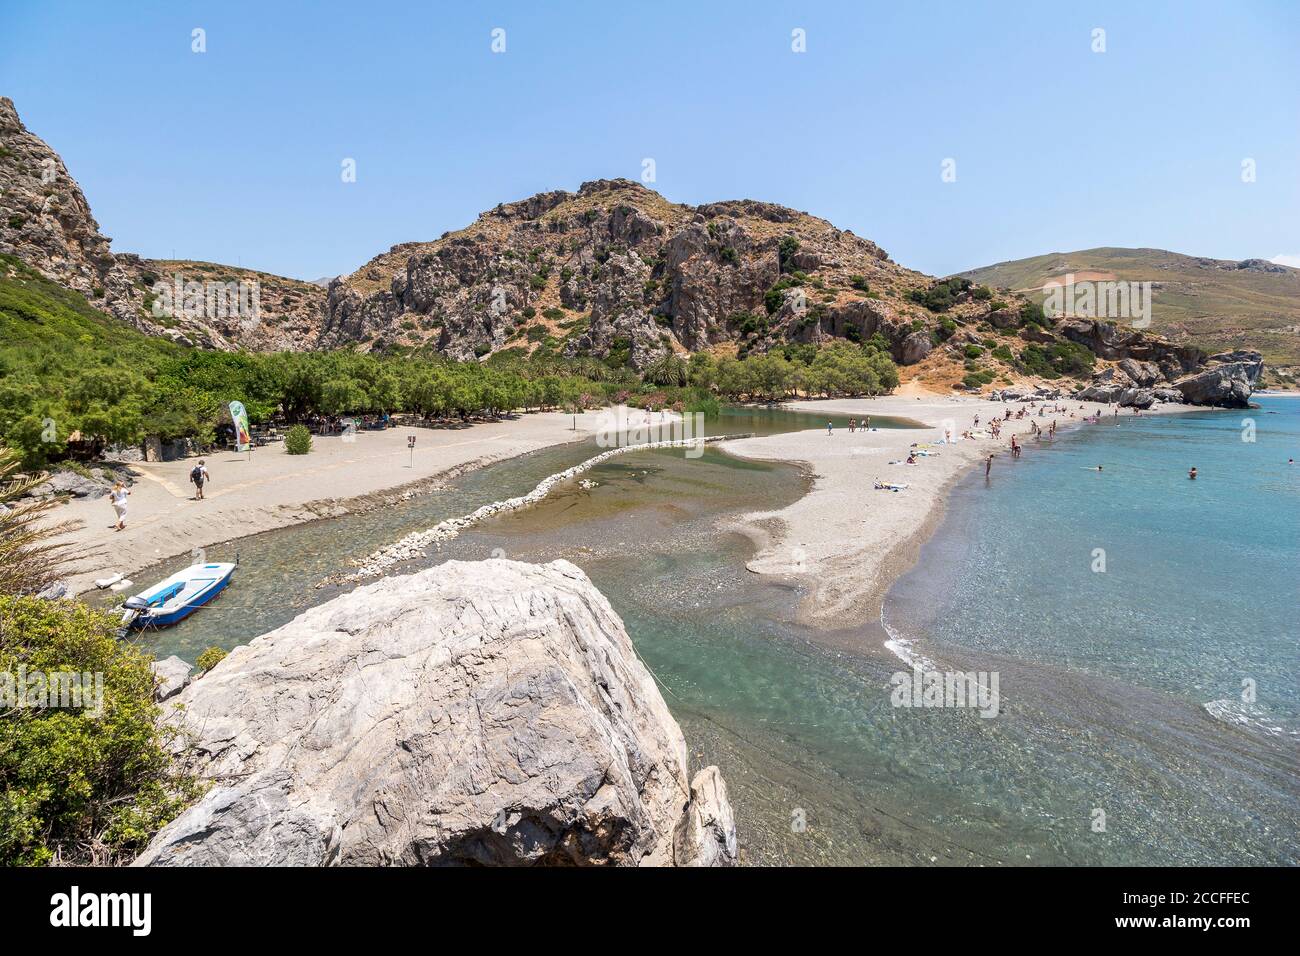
0,444,83,596
645,353,688,387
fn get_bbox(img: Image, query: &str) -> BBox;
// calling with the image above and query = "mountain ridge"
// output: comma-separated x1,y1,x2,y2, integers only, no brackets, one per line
959,246,1300,373
0,96,1267,405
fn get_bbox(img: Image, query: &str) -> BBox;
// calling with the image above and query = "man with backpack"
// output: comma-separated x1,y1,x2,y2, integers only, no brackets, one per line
190,459,210,500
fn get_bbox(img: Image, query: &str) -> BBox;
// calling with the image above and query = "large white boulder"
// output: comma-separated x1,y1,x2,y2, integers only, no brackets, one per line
135,559,736,866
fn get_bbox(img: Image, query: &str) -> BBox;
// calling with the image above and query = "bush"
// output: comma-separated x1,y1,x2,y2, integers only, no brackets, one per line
908,277,971,312
778,236,800,273
195,646,227,673
284,424,312,455
963,344,983,360
0,597,200,865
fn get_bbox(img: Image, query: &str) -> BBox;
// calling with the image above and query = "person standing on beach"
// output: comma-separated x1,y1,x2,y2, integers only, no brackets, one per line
190,459,210,500
848,418,856,433
865,415,871,430
985,453,994,478
109,481,130,531
827,421,833,435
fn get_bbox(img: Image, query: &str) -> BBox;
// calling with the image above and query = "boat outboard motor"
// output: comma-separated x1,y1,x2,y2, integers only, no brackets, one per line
118,595,151,633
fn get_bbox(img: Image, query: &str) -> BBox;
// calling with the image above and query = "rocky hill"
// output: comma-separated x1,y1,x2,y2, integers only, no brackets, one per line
323,177,947,368
0,96,1265,405
960,247,1300,373
0,96,326,351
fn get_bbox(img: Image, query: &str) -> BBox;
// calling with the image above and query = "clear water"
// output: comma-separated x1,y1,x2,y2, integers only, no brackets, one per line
888,396,1300,729
110,401,1299,866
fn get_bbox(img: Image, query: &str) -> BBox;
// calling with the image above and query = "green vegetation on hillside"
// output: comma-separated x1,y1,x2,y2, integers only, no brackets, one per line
0,256,901,467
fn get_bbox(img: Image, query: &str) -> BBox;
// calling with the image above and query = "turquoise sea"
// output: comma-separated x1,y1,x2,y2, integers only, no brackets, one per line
124,399,1299,865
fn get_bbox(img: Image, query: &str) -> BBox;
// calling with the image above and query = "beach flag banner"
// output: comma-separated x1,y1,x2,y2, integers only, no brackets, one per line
229,400,251,452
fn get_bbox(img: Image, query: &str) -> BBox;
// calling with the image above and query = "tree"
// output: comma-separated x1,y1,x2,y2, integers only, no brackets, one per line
0,443,82,596
645,353,688,387
0,596,200,865
319,378,367,416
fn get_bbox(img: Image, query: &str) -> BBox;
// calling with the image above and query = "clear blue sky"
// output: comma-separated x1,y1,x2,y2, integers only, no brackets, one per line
2,0,1297,280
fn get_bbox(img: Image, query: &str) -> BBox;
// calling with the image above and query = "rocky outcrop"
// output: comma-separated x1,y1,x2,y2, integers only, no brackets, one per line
1,97,327,350
0,96,142,327
135,559,738,867
1061,319,1262,407
149,656,192,702
1172,351,1263,407
324,177,936,362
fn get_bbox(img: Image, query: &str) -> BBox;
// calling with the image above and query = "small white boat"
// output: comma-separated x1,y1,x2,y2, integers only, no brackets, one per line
120,562,236,630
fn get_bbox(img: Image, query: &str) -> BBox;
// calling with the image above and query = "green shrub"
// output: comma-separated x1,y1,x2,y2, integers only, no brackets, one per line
778,236,800,273
908,276,971,312
964,344,984,359
0,597,200,865
195,646,227,673
284,424,312,455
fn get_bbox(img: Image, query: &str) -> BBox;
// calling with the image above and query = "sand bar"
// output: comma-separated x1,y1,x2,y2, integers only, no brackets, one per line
720,393,1205,629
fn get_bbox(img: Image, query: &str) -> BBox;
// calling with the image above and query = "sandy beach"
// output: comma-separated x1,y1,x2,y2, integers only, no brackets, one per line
54,409,616,595
721,392,1204,629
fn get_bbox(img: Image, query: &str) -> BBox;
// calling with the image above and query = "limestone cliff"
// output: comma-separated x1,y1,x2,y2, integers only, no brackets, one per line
0,97,327,350
135,559,737,867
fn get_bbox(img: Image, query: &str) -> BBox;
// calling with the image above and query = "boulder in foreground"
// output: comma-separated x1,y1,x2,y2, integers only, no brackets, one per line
135,559,736,866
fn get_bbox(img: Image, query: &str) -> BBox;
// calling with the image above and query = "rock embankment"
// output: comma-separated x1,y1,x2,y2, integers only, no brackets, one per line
135,558,738,867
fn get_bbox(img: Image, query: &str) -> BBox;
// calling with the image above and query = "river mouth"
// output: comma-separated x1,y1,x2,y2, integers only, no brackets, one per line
103,403,1300,866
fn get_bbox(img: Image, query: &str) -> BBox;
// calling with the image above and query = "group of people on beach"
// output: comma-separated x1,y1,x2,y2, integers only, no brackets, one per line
828,417,872,434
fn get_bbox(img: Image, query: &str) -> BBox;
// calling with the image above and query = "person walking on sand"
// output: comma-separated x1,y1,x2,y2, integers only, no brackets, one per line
827,420,834,435
848,418,856,433
109,481,130,531
190,459,210,500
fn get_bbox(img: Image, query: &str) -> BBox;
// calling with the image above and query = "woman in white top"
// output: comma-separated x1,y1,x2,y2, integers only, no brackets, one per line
110,482,130,531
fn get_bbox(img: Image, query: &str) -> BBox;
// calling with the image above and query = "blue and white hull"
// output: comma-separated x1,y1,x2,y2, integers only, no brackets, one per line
121,562,236,630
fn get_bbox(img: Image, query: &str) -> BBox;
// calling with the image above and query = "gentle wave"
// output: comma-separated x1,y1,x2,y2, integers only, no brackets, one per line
1202,698,1298,738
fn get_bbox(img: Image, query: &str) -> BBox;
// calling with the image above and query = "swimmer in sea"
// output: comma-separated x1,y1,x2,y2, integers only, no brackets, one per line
1189,466,1198,480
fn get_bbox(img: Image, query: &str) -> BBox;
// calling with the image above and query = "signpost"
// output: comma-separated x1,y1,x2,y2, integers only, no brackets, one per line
407,434,416,468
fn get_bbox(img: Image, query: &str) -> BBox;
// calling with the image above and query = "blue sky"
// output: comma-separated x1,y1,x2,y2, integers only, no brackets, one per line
2,0,1297,280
